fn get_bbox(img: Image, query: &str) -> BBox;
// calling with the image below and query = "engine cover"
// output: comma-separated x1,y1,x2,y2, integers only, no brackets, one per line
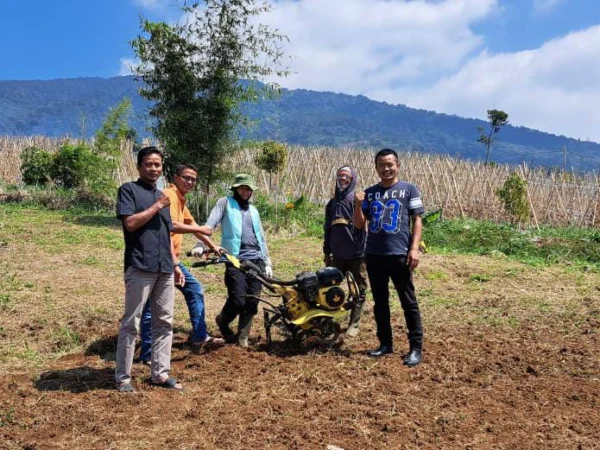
282,289,309,320
316,267,344,287
317,286,346,310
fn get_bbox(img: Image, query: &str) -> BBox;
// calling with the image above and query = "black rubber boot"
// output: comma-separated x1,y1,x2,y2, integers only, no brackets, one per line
346,297,365,337
403,341,423,367
367,344,393,358
237,313,255,348
216,310,236,343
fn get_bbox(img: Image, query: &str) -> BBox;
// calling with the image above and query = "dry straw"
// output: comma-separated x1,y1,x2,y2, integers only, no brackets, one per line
2,137,599,227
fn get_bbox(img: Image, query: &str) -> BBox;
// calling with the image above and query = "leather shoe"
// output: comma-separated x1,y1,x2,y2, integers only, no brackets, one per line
403,348,422,367
367,345,393,358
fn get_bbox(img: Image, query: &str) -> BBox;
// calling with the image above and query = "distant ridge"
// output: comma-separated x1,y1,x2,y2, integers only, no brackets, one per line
0,75,598,171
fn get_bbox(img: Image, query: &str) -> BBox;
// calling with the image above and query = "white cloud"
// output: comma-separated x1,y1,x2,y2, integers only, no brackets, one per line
118,0,599,141
132,0,168,11
119,58,139,76
264,0,498,94
396,25,600,141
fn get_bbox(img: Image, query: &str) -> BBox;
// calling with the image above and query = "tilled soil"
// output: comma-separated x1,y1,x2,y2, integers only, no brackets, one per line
1,209,599,449
2,311,599,450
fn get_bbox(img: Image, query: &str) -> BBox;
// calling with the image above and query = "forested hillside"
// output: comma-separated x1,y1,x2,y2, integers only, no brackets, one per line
1,76,598,170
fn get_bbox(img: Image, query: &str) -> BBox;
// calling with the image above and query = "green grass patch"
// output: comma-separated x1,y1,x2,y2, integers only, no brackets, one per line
0,407,15,427
52,326,81,352
426,296,461,308
0,293,12,310
253,194,325,238
423,270,449,281
424,218,600,268
468,273,492,283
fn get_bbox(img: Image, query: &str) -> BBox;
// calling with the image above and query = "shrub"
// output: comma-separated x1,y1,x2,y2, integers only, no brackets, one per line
51,144,100,188
496,172,530,225
253,193,323,237
20,147,54,185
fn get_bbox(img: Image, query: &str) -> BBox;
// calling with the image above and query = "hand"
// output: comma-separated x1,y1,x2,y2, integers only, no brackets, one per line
324,255,332,266
354,191,365,205
265,265,273,278
212,246,226,255
190,241,206,257
197,225,213,236
407,249,420,271
174,265,185,287
156,192,170,209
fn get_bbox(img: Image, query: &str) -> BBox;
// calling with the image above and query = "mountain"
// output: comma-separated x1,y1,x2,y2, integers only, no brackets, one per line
1,75,598,171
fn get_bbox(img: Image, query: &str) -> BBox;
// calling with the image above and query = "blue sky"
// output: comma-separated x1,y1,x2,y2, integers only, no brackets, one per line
1,0,599,141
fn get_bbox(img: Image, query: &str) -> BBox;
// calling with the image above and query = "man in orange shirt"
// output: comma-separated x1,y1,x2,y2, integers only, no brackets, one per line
139,164,224,363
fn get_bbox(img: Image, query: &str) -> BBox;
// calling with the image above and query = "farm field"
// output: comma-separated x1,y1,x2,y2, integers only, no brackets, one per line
1,203,599,449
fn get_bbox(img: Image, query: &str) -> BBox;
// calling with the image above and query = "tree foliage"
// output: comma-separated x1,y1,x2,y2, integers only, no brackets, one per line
131,0,289,202
254,140,288,189
477,109,509,165
496,172,530,225
19,100,137,206
21,147,54,185
95,98,137,178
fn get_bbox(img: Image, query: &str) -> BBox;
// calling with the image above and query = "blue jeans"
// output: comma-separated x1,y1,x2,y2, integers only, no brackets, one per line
140,263,207,362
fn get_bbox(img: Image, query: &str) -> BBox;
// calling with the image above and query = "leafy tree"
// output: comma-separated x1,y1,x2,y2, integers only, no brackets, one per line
131,0,289,216
254,140,288,190
496,172,530,226
477,109,509,165
95,98,136,181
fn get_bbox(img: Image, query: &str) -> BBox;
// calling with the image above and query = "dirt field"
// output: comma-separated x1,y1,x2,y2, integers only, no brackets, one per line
1,205,599,449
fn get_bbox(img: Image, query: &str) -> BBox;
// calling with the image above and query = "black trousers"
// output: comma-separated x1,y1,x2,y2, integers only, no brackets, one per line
365,254,423,348
222,259,265,318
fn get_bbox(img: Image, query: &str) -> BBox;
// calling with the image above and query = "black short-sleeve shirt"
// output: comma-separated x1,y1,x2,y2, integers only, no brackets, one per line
116,179,174,273
361,180,425,256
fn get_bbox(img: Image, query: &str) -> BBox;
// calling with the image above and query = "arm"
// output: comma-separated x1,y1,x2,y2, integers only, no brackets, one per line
171,237,185,286
407,214,423,271
170,199,214,236
122,192,170,233
205,197,227,230
353,191,367,230
172,220,213,236
173,220,221,252
189,198,227,256
323,201,332,264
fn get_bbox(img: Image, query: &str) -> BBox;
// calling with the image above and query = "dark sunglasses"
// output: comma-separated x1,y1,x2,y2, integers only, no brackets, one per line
178,175,197,184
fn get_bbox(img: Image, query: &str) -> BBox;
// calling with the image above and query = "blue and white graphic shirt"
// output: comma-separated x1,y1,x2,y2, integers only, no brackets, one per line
361,181,425,256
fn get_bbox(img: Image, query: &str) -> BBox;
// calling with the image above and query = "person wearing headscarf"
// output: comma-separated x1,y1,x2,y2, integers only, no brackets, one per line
323,166,368,337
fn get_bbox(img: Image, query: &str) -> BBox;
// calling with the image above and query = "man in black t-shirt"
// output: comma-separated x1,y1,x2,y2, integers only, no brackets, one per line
114,146,185,392
354,148,425,366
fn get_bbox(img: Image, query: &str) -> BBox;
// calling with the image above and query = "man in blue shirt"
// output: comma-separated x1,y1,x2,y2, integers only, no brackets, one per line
354,148,425,366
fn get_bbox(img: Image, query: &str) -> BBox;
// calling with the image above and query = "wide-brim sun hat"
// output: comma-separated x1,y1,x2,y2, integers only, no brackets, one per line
231,173,256,191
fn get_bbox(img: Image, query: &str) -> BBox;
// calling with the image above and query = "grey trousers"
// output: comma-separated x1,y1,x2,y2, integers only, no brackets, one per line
115,267,174,385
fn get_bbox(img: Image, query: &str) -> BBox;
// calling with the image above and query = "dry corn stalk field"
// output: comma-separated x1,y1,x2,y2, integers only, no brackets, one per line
2,136,600,227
